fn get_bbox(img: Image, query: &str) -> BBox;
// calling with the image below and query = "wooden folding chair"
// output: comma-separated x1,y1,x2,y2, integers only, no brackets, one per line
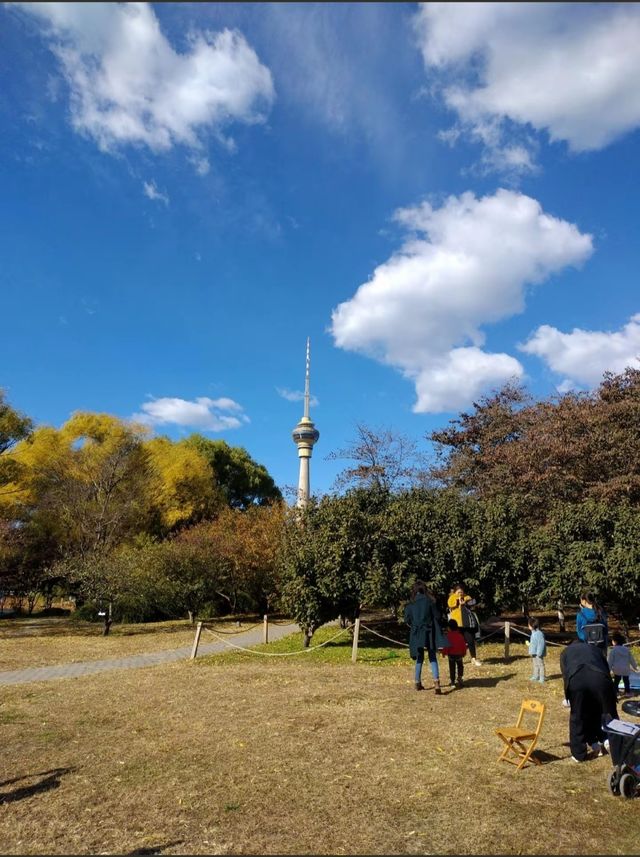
495,699,545,770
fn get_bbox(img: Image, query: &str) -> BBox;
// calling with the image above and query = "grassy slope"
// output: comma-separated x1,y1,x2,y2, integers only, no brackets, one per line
0,626,637,855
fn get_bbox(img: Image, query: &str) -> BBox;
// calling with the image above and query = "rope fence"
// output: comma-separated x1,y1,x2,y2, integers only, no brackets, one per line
195,622,354,658
189,614,640,663
359,623,409,648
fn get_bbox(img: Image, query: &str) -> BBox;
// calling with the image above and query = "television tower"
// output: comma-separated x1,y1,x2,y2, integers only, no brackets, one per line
292,338,319,507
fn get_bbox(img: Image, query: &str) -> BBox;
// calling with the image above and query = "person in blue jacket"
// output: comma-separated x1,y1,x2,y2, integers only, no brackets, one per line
576,592,608,651
404,581,447,694
528,616,547,683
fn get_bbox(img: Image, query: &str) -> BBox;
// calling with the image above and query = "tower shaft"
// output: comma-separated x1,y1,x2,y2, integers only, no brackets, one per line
292,337,319,508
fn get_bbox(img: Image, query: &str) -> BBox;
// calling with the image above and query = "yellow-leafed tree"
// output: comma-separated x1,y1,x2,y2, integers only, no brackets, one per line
144,436,220,533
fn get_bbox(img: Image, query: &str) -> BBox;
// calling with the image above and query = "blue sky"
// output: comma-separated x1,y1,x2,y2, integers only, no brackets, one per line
2,3,640,498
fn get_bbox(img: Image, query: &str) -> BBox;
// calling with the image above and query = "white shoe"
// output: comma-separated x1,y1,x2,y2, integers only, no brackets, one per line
604,739,610,752
562,699,571,708
571,755,584,763
472,658,482,666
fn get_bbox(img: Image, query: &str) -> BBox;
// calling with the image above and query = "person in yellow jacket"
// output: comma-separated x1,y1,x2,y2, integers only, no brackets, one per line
447,584,482,666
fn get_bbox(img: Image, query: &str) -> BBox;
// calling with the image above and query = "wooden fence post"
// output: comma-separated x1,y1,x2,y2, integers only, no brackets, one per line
191,621,203,660
504,620,510,660
351,616,361,663
263,614,269,645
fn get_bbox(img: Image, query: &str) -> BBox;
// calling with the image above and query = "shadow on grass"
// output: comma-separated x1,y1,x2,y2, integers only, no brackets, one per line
481,655,528,664
0,767,73,804
124,842,184,855
463,673,518,688
531,749,565,764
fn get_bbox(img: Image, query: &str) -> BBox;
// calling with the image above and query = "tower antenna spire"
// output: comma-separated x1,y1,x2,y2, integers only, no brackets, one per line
304,336,311,419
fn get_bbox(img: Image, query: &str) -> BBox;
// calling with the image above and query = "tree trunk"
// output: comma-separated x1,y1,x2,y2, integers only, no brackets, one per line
102,600,113,636
188,610,195,624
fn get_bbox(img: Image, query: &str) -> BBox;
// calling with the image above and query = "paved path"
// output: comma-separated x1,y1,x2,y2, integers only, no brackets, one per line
0,622,300,687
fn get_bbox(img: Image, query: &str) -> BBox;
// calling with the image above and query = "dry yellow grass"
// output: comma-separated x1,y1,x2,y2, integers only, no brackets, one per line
0,617,258,670
0,636,637,855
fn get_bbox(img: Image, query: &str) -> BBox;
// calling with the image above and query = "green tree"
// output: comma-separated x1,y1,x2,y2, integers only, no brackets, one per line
279,488,387,643
184,435,281,509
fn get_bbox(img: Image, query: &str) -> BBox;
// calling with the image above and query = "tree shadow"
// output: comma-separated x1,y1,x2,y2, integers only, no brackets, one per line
0,767,73,804
124,841,184,855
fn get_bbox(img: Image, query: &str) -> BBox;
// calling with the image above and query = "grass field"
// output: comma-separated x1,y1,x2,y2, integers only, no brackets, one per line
0,623,638,855
0,616,265,671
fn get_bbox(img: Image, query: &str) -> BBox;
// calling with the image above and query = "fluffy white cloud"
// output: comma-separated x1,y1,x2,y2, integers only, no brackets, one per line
331,189,593,413
132,396,247,431
521,314,640,386
143,180,169,205
276,387,319,407
414,3,640,167
19,2,274,154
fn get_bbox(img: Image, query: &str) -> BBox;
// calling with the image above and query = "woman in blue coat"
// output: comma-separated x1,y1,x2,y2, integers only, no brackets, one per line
404,581,447,694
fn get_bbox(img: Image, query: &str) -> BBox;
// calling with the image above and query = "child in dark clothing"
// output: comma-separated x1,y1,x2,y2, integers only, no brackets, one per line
442,619,468,687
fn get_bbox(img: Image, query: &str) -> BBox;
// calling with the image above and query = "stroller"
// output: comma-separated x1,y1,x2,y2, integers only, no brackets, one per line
605,716,640,799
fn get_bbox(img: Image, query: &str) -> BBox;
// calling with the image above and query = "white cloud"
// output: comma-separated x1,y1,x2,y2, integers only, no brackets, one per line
188,154,211,176
521,314,640,386
414,3,640,169
132,395,247,431
143,180,169,206
18,2,274,154
331,189,593,413
276,387,319,407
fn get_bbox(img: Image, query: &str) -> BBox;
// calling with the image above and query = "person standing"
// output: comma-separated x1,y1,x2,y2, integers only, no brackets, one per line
576,592,608,651
560,639,618,762
448,584,482,666
528,617,546,683
442,618,467,688
562,592,608,709
405,581,447,695
608,632,639,697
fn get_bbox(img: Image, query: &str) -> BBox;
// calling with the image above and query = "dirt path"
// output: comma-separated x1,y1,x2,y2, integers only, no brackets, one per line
0,621,300,686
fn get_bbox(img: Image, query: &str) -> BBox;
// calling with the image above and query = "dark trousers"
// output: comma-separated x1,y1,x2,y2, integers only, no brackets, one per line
567,670,618,760
462,629,477,659
613,674,631,693
448,655,464,684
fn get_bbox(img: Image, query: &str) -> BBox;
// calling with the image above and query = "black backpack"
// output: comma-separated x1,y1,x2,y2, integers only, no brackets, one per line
582,608,606,645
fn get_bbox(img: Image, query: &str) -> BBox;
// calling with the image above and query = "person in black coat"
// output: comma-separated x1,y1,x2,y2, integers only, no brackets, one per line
560,639,618,761
404,581,447,694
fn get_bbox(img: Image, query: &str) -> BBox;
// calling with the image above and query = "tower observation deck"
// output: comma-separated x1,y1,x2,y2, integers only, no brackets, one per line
292,338,319,507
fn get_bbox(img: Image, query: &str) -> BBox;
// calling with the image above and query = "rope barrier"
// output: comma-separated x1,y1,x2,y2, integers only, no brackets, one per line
201,624,353,657
359,623,504,648
359,624,410,648
198,617,640,662
198,622,261,636
509,622,640,649
476,628,504,642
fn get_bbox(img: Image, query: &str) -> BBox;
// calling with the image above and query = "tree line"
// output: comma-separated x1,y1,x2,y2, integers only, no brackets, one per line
280,368,640,640
2,366,640,637
0,399,282,631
